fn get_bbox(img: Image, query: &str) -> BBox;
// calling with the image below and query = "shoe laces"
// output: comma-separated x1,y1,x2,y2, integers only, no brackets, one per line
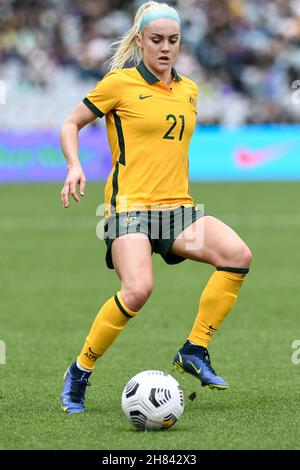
70,375,91,403
75,377,91,386
201,348,217,375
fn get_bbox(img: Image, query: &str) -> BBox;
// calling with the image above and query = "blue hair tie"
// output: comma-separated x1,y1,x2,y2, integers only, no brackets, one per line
139,8,180,31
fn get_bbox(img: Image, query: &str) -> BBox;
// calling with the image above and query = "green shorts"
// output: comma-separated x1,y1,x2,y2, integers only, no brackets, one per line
103,206,204,269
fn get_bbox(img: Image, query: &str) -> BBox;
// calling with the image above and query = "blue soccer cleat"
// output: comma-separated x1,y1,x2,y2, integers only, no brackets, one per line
61,361,92,413
173,340,229,390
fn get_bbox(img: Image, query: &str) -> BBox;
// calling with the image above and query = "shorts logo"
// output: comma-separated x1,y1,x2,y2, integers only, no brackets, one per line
122,216,140,227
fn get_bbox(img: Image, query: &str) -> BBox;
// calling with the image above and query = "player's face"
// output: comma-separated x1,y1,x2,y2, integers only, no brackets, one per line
136,19,181,78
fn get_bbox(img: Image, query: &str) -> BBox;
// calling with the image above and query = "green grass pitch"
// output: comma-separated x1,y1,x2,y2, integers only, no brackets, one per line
1,181,300,450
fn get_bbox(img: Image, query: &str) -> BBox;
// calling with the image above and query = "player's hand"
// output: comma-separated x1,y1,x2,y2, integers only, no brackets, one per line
61,164,86,208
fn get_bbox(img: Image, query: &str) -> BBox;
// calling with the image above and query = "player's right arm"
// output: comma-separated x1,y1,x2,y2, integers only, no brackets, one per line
61,70,121,207
60,102,97,208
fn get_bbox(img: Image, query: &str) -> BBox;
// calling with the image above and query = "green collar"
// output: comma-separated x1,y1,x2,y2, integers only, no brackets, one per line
136,61,182,83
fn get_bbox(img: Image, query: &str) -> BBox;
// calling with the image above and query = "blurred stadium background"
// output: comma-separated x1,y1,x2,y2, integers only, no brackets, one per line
1,0,300,451
2,0,300,126
1,0,300,182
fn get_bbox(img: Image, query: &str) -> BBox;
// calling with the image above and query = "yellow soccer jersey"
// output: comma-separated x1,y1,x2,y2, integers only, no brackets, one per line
83,61,198,215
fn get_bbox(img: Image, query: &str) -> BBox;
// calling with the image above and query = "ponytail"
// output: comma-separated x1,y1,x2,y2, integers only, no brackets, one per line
107,1,179,70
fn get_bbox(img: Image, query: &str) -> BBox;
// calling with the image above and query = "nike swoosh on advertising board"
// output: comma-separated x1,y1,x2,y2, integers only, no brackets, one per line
235,143,293,168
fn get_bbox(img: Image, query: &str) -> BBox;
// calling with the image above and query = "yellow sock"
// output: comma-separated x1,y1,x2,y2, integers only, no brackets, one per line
77,292,139,370
188,268,248,348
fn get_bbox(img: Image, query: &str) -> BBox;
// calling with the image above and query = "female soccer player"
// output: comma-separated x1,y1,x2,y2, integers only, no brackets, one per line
60,1,252,413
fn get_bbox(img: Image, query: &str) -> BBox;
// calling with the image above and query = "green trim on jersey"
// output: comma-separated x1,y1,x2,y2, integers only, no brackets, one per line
112,111,126,166
82,97,104,118
110,110,126,212
136,61,182,84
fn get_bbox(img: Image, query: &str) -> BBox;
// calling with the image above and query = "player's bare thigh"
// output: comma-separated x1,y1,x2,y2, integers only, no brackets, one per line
169,215,252,268
111,233,154,311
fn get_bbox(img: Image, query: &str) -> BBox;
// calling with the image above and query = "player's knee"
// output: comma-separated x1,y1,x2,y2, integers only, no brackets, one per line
239,245,252,268
122,281,153,311
217,243,252,269
233,244,252,268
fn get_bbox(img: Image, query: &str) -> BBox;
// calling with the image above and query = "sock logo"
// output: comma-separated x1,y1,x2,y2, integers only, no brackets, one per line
84,347,101,361
206,325,217,336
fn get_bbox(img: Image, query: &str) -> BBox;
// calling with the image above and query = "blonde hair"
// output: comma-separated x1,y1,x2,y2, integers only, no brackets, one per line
107,1,180,70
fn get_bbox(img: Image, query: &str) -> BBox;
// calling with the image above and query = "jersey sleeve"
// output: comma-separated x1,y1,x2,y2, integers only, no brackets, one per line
83,70,122,118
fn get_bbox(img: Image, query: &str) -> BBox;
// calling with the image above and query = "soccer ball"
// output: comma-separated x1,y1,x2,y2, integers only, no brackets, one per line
121,370,184,431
